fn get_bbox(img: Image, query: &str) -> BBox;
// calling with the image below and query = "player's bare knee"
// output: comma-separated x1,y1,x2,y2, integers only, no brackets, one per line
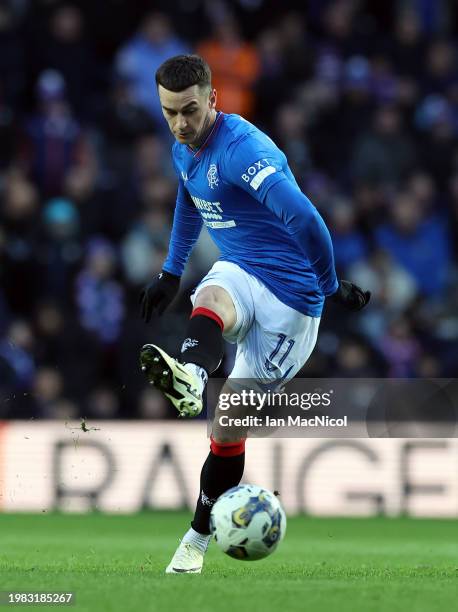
194,286,236,331
212,413,248,443
211,431,246,445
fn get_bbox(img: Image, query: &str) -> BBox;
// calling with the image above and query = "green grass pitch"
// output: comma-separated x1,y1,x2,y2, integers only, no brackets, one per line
0,512,456,611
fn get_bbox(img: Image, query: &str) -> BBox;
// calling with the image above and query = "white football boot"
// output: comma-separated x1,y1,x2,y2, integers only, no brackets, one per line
140,344,203,418
165,541,205,574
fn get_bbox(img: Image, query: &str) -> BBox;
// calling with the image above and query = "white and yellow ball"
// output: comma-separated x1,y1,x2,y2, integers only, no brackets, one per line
209,484,287,560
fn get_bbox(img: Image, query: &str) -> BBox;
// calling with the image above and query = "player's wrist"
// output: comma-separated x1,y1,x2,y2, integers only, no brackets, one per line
324,278,340,298
160,270,181,283
330,280,343,299
330,279,371,311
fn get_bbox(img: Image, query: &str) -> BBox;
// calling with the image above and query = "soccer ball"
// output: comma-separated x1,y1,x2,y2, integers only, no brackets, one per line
209,484,286,560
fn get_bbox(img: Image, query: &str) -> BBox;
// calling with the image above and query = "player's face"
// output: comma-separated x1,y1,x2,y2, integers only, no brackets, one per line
158,84,217,147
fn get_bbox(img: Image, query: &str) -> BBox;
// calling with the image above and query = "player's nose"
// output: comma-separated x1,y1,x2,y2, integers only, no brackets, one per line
176,114,188,130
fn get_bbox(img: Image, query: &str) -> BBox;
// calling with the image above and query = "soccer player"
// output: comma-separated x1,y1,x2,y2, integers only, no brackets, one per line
139,54,370,573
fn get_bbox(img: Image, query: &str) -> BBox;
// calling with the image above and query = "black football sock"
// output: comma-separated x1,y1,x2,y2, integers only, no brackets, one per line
191,442,245,535
180,308,224,375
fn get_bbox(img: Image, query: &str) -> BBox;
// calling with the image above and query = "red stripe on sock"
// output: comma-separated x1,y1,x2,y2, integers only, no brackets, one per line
210,436,246,457
191,307,224,331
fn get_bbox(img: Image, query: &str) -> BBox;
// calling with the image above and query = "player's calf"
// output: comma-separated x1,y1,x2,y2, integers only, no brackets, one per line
164,436,246,574
190,437,246,535
179,304,225,375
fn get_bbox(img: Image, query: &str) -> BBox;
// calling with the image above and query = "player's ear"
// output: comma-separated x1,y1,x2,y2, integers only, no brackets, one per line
209,88,217,109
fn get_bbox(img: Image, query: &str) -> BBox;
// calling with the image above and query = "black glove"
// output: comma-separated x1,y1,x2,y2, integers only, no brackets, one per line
330,280,371,311
140,271,180,322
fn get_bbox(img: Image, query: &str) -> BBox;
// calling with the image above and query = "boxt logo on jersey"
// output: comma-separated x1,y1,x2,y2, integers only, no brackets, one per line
242,158,276,191
207,164,219,189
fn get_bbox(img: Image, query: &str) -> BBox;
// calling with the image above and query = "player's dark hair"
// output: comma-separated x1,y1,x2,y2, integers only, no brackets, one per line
155,54,211,92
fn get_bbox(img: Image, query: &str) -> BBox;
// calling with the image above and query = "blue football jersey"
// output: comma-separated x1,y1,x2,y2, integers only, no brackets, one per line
165,112,336,317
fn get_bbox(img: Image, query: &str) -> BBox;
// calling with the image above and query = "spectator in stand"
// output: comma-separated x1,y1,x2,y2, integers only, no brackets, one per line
0,81,15,170
29,4,96,117
370,55,398,106
64,164,133,243
0,82,17,172
374,191,451,298
349,249,417,315
328,198,368,274
75,237,125,346
319,0,366,59
422,38,457,95
101,73,156,178
116,12,189,127
352,181,387,233
133,132,171,183
33,300,98,401
138,387,169,419
0,320,36,404
37,198,82,303
0,288,9,336
348,250,417,341
332,335,384,377
85,386,120,419
386,8,426,79
415,94,457,191
197,16,260,118
351,104,416,187
21,70,90,197
448,173,458,261
121,176,175,285
379,316,422,378
75,237,125,387
1,169,40,316
0,3,25,108
31,366,68,418
277,12,313,83
308,55,373,179
272,103,311,180
407,171,439,213
255,28,288,129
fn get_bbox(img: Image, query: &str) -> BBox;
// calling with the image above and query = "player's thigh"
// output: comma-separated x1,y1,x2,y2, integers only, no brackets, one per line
190,261,255,344
229,288,321,386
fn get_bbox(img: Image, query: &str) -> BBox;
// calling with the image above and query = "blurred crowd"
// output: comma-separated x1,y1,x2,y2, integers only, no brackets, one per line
1,0,457,420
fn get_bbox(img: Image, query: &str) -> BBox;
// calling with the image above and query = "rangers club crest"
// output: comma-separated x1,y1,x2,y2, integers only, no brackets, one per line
207,164,219,189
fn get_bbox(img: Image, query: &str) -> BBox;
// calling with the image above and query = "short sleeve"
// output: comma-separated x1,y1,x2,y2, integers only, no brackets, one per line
222,134,287,202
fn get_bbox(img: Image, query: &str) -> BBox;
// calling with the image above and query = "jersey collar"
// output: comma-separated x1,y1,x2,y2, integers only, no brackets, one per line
186,111,224,158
